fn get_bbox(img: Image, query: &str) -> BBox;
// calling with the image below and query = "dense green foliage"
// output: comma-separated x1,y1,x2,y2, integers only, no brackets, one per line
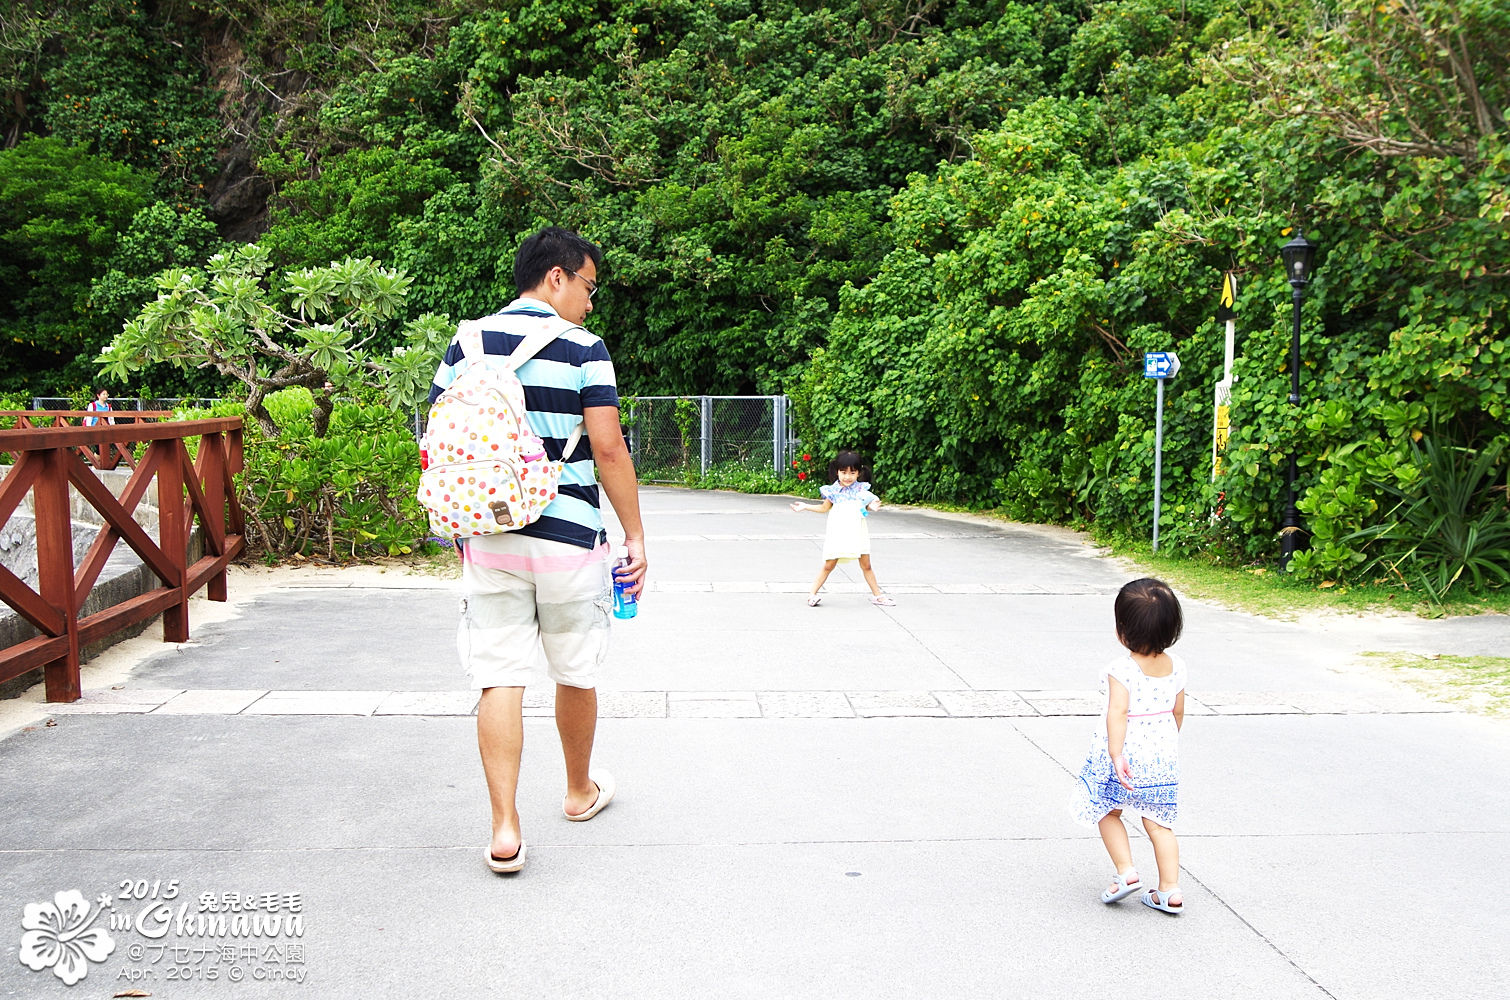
0,137,153,383
796,0,1510,595
98,243,451,436
181,390,427,559
0,0,1504,586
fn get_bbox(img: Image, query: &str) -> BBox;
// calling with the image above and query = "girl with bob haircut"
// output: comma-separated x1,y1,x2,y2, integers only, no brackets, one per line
1071,577,1189,914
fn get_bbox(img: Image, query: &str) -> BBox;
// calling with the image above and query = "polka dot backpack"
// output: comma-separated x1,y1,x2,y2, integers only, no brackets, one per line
418,314,584,538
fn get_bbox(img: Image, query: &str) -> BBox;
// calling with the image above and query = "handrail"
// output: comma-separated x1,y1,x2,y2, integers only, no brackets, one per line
0,410,179,471
0,416,245,702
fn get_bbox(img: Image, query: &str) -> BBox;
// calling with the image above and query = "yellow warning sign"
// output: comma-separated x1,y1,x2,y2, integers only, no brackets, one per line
1212,379,1233,481
1216,273,1237,322
1213,404,1231,477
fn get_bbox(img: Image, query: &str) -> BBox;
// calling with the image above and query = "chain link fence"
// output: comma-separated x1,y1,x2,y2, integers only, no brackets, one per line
409,395,794,482
32,394,797,484
625,396,795,482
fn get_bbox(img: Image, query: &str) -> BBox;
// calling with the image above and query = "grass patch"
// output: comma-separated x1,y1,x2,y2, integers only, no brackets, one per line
935,506,1510,620
1360,652,1510,717
1110,547,1510,620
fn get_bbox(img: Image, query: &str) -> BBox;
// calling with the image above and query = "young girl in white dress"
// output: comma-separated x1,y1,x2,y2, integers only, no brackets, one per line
788,450,894,607
1071,577,1187,914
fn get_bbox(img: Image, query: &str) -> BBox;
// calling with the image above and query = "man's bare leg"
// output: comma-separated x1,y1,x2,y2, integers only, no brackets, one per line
556,683,600,816
477,686,525,858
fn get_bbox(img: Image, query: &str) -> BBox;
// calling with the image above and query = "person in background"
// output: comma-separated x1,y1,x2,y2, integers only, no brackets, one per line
83,388,113,427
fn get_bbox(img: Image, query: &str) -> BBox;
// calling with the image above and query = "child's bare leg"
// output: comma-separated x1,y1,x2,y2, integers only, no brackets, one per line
808,559,838,597
858,554,885,596
1096,810,1138,890
1141,817,1181,902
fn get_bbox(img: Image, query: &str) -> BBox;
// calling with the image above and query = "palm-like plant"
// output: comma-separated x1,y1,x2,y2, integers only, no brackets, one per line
1348,434,1510,603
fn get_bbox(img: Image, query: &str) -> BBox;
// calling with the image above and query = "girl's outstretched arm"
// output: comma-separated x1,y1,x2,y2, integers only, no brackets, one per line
1106,677,1134,790
789,500,833,513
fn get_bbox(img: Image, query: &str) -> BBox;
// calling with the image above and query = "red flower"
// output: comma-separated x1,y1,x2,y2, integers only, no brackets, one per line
797,471,807,480
791,460,799,468
802,453,811,461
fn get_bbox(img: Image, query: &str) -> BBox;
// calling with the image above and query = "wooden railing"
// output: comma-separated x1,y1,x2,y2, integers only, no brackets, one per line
0,410,177,471
0,417,245,702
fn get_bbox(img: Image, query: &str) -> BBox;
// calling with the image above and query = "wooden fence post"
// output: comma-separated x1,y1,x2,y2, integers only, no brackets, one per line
200,432,228,603
33,448,80,701
155,438,189,643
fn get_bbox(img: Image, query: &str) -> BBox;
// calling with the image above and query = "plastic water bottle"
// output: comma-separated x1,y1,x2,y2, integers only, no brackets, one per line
612,545,638,619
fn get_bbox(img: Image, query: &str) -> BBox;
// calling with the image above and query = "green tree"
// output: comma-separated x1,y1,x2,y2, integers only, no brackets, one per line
86,201,228,391
97,243,452,437
0,136,153,388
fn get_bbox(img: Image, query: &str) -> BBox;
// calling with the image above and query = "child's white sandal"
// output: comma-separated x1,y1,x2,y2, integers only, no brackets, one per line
1142,886,1184,913
1100,869,1142,904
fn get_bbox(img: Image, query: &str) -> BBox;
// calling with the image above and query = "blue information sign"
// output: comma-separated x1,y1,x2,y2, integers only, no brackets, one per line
1143,351,1181,379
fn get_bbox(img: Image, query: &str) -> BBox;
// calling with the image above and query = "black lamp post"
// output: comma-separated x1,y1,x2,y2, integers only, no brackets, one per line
1279,231,1318,570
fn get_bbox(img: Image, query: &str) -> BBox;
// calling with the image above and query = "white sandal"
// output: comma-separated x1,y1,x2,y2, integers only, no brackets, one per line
1142,886,1184,913
1100,869,1142,903
563,770,616,822
485,842,527,874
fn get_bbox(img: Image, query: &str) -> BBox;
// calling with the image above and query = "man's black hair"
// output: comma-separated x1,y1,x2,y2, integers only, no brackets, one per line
513,227,603,293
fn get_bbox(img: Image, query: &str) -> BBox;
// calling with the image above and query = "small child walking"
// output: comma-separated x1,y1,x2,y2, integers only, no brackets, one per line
789,450,894,607
1071,577,1187,914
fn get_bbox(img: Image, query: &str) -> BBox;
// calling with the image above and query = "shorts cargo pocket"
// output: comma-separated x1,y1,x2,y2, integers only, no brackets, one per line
594,561,613,617
456,596,472,669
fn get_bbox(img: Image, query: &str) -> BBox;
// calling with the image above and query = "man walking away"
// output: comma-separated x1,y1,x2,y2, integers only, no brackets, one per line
427,227,647,873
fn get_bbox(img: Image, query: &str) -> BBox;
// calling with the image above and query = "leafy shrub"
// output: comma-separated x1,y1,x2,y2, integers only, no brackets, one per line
694,461,805,495
100,244,451,438
1297,433,1510,602
182,389,426,560
0,391,34,433
637,458,811,497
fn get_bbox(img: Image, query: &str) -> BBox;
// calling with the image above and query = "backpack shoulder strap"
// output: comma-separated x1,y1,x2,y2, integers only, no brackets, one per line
466,309,589,458
453,319,487,362
498,312,589,458
498,311,584,372
453,310,584,367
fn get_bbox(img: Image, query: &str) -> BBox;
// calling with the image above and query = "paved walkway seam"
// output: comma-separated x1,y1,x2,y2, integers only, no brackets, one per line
33,688,1457,718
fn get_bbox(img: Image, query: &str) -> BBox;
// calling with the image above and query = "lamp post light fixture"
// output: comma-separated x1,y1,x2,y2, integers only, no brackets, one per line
1279,230,1318,570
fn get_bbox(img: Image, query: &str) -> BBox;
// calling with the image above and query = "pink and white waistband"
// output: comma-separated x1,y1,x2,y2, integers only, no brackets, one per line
463,538,611,573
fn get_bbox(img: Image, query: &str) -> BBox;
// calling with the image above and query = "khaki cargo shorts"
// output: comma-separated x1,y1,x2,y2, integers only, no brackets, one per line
457,533,613,689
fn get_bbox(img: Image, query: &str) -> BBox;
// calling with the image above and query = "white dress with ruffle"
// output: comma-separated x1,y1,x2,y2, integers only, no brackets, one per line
820,481,878,562
1071,652,1186,829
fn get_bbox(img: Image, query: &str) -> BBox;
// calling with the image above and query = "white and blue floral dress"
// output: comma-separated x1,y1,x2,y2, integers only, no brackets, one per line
1071,652,1186,829
819,480,878,562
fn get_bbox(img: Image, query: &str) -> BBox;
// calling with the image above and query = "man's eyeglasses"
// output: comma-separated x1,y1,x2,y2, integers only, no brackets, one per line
567,269,599,299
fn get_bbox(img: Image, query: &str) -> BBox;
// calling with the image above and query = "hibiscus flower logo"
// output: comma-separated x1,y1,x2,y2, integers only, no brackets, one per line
18,890,116,985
